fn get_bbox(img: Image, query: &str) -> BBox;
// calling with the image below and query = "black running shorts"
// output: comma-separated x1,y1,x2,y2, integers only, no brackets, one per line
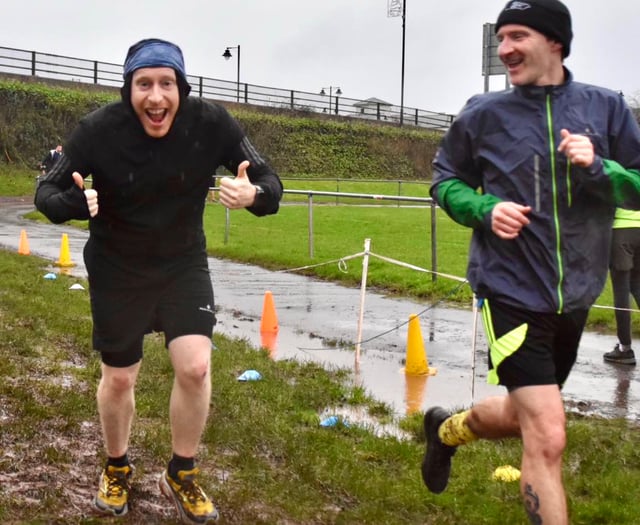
85,243,216,368
480,298,588,389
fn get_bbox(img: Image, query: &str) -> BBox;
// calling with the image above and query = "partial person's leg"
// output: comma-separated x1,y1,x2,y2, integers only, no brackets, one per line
510,384,567,525
611,268,632,346
464,395,520,438
94,359,141,516
97,361,142,457
159,334,219,523
629,267,640,309
607,268,637,364
168,334,212,457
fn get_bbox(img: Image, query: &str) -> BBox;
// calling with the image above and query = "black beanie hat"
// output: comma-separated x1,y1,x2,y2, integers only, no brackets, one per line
495,0,573,58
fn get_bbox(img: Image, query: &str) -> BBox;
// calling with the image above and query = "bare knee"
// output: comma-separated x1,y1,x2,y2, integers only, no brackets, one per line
525,423,566,463
175,358,210,388
169,336,212,388
100,365,138,395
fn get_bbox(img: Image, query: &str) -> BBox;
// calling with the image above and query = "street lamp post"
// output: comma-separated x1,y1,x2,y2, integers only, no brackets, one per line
319,86,342,115
386,0,406,125
222,45,241,102
400,0,406,126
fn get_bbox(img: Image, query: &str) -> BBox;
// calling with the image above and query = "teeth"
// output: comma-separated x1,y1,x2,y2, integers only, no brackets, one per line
146,109,166,123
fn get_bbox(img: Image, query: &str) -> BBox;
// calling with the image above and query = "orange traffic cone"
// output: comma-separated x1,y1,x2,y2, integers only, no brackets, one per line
18,229,30,255
260,291,279,334
55,233,75,267
260,331,278,358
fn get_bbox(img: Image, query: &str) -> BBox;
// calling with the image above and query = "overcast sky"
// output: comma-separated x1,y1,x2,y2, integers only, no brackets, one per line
2,0,638,115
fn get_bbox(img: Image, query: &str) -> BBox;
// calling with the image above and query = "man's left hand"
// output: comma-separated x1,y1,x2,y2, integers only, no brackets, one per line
557,129,595,168
218,160,258,209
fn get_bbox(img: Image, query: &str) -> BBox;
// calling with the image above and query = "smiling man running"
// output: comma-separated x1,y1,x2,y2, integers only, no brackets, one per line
421,1,640,523
35,38,282,523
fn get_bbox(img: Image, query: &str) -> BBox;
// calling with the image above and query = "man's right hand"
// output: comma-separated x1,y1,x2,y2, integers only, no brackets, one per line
491,201,531,239
72,172,98,217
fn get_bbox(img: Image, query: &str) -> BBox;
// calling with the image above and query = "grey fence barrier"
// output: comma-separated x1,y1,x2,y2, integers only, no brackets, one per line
0,45,455,131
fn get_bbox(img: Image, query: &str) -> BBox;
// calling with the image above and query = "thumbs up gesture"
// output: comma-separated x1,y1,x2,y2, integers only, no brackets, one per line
72,172,99,217
218,161,258,209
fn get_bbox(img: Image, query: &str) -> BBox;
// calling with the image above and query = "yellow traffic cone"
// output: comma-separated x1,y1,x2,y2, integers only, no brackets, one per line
405,314,436,376
405,373,428,415
55,233,75,267
18,229,30,255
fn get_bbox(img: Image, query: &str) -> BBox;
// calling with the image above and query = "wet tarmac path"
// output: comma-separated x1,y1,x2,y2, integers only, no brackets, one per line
1,198,638,421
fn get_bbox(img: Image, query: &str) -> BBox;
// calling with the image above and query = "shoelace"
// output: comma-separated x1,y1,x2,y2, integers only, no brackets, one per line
176,475,207,505
105,470,129,497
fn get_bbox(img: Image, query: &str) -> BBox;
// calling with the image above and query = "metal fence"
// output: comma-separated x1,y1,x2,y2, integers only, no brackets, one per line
211,185,441,280
0,45,455,131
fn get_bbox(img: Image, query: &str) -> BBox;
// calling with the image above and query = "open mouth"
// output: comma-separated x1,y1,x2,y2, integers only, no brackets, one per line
146,108,167,124
503,56,524,72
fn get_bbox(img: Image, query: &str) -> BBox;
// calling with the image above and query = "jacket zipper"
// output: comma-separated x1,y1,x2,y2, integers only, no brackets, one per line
534,155,541,212
546,93,564,313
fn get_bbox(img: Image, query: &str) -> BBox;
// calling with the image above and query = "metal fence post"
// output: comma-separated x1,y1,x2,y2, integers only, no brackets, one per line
308,193,314,258
430,199,437,282
224,207,230,245
31,51,36,76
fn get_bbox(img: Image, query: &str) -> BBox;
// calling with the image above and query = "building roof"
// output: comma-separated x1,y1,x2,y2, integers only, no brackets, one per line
352,97,393,108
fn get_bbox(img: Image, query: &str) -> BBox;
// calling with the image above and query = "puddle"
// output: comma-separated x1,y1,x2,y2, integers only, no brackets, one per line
1,201,638,422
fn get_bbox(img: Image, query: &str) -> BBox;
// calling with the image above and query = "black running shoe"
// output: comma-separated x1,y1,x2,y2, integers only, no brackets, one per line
421,407,457,494
603,343,636,365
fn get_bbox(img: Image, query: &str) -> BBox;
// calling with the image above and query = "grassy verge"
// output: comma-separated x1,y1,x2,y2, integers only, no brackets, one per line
0,249,639,524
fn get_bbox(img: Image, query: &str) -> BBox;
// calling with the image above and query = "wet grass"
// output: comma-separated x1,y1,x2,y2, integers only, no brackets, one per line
2,165,624,334
0,249,639,524
203,199,620,334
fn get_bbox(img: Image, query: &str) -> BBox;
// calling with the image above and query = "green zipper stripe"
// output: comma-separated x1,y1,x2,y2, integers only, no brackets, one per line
565,161,572,207
546,94,564,314
481,298,496,343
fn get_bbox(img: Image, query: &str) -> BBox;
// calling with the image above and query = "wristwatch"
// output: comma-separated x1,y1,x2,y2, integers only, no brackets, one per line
253,184,264,205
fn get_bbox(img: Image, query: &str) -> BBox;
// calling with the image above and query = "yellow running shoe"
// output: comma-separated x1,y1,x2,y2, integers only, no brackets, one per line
94,464,133,516
159,468,219,524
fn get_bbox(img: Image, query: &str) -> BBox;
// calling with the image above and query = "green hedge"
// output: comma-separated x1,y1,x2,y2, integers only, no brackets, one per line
0,77,442,179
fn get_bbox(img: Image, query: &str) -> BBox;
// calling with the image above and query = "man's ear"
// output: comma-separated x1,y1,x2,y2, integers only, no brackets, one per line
549,39,563,56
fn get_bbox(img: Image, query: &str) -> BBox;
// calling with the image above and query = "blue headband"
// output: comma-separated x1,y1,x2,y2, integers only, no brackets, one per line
123,38,187,80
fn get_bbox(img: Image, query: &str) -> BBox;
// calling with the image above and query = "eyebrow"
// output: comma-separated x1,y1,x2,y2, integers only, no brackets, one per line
134,73,177,83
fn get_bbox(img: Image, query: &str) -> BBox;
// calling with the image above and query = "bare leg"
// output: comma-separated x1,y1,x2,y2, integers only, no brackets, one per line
466,386,567,524
511,385,567,525
466,395,521,439
97,361,141,457
168,335,212,457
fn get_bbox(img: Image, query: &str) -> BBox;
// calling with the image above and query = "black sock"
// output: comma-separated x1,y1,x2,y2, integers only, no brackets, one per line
106,453,130,468
168,453,195,479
